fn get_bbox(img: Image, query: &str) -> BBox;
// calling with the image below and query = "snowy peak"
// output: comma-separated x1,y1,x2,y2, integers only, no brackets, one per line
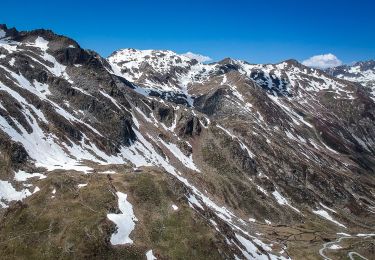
108,48,197,81
107,48,206,104
108,47,357,100
108,48,197,66
353,60,375,70
325,60,375,90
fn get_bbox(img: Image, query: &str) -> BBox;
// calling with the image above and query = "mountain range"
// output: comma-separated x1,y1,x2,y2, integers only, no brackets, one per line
0,24,374,259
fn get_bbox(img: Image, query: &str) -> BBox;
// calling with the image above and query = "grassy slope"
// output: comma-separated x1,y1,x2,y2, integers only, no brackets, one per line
0,167,224,259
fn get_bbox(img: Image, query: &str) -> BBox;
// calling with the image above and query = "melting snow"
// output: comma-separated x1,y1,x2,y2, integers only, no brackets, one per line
356,233,375,237
9,57,15,66
158,138,200,172
272,190,300,213
99,170,117,174
107,192,138,245
146,250,157,260
319,203,336,213
235,234,269,260
0,180,32,208
100,90,123,110
14,170,46,182
328,244,342,250
256,185,268,196
187,194,204,210
313,209,346,228
217,125,255,158
337,232,351,237
25,37,71,81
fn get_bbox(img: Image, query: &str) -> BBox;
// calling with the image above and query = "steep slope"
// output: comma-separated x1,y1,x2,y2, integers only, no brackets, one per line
0,24,140,173
0,25,374,259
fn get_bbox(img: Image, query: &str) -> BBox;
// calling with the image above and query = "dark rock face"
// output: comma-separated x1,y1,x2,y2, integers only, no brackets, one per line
9,142,28,164
177,115,202,137
55,47,90,65
120,118,136,145
0,24,19,38
194,88,229,116
148,90,191,106
156,106,174,124
0,132,29,179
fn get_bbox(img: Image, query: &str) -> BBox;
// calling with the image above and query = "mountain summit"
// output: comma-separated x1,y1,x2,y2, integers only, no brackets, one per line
0,25,374,259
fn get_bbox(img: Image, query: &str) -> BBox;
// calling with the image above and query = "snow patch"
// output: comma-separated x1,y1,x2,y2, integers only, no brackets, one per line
235,234,269,260
272,190,300,213
25,37,71,81
313,209,346,228
107,192,138,245
0,180,32,208
9,57,15,66
33,186,40,194
158,138,200,172
146,250,157,260
356,233,375,237
100,90,123,110
319,203,336,213
187,194,204,210
14,170,46,182
328,244,342,250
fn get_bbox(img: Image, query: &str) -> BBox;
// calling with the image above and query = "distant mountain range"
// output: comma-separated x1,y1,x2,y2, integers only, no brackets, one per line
326,60,375,93
0,24,374,259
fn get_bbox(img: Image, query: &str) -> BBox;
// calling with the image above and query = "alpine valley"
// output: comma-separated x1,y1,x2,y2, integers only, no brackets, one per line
0,25,374,259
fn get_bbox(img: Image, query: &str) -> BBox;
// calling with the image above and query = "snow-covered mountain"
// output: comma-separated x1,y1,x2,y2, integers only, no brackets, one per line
1,25,375,259
326,60,375,95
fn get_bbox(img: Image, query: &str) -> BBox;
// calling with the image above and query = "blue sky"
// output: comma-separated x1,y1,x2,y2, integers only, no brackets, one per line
1,0,374,65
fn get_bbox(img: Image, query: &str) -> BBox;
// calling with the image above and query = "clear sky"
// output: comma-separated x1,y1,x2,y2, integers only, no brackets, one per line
1,0,374,65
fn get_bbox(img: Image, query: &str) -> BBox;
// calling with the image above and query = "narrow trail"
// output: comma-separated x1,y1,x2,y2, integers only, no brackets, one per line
348,251,368,260
318,234,371,260
319,236,352,260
